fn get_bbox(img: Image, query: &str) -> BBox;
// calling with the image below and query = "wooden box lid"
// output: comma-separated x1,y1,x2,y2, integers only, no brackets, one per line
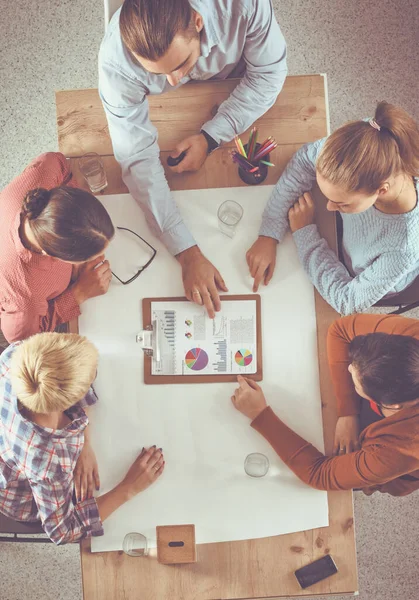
156,524,197,564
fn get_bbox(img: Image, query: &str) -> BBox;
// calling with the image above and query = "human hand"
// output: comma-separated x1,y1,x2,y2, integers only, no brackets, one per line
71,255,112,304
246,236,278,292
74,441,100,502
120,446,165,500
288,192,315,233
177,246,228,318
231,375,267,421
169,134,208,173
333,415,361,455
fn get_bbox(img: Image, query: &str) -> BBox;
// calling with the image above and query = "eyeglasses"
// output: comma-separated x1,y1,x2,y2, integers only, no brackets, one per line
111,227,157,285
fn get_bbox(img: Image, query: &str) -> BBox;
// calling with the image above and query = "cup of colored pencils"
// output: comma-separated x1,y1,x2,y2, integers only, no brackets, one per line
231,128,277,185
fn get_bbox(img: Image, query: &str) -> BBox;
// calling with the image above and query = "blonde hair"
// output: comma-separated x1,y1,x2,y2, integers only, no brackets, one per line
316,102,419,193
10,333,98,414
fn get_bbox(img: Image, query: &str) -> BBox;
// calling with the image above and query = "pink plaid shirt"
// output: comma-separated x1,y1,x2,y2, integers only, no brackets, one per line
0,343,104,544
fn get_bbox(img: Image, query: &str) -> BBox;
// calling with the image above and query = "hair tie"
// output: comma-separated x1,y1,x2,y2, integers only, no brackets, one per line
369,119,381,131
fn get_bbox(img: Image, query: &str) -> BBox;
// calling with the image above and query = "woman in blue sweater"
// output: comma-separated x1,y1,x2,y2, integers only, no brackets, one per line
246,102,419,315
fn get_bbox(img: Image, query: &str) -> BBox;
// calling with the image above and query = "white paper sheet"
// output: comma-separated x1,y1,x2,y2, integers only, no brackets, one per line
78,187,329,552
151,299,258,375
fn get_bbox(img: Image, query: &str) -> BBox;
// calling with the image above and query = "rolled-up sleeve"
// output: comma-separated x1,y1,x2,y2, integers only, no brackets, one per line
98,62,196,256
30,475,103,545
79,386,99,409
202,0,287,143
1,291,81,344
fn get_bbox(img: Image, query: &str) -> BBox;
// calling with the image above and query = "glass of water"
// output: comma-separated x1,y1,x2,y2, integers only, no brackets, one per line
123,532,149,557
78,152,108,194
217,200,244,238
244,453,270,477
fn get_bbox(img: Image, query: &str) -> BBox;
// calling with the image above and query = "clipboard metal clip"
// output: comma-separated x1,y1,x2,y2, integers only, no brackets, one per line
136,319,161,362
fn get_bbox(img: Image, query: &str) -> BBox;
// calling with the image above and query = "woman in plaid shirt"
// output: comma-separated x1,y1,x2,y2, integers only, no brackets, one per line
0,332,164,544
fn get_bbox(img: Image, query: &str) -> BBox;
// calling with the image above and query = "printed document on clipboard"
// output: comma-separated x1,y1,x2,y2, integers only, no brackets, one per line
141,295,263,384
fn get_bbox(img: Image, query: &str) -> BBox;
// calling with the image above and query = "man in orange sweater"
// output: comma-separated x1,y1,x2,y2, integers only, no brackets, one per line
232,314,419,496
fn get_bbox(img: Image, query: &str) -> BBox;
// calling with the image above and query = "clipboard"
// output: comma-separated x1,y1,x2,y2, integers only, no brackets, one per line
140,295,263,385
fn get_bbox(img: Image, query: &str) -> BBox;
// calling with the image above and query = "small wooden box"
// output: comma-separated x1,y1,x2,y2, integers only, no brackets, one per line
156,524,197,565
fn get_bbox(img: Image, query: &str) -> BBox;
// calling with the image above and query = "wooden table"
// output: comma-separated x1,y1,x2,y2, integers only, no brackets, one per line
56,75,358,600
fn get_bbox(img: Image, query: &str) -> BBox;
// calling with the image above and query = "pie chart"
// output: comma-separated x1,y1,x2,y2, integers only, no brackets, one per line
235,349,253,367
185,348,209,371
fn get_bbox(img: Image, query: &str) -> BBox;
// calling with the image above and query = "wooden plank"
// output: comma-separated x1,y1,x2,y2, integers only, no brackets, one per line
69,145,300,194
56,75,327,157
58,76,357,599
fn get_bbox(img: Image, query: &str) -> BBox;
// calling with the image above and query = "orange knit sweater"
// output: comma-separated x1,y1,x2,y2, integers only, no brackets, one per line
252,314,419,496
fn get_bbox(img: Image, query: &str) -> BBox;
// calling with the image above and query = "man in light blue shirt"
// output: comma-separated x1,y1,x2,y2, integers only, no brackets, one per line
99,0,287,316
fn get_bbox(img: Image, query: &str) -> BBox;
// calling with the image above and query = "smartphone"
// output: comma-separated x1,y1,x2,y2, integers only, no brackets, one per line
294,554,338,589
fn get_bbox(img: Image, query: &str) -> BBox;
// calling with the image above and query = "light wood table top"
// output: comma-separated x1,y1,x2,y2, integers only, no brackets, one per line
56,75,358,600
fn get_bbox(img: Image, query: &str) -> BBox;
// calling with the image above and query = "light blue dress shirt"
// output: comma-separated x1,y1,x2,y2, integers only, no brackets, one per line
98,0,287,255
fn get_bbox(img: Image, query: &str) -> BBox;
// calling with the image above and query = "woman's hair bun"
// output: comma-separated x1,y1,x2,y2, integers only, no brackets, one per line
22,188,50,220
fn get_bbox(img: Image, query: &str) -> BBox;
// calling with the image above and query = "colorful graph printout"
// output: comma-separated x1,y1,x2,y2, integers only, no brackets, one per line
235,349,253,367
151,300,257,376
185,348,209,371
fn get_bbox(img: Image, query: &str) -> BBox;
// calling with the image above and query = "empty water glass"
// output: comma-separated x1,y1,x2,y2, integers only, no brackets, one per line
78,152,108,194
217,200,244,238
123,532,149,557
244,453,270,477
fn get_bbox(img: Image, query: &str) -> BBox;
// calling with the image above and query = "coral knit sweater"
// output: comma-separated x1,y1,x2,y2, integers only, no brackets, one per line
252,314,419,496
0,153,81,343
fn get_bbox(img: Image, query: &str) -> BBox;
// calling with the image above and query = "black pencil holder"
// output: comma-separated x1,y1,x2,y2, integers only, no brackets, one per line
238,143,269,186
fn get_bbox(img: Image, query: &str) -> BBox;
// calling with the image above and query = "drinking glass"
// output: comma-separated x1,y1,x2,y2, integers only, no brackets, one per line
123,532,149,557
217,200,244,238
78,152,108,193
244,453,270,477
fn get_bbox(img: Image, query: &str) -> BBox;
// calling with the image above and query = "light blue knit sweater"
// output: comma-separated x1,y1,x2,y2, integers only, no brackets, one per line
259,138,419,315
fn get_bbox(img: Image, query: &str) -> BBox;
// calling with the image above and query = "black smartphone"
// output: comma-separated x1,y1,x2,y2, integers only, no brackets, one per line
294,554,338,589
167,151,187,167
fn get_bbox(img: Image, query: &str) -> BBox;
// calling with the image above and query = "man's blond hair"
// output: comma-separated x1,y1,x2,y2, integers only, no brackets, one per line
10,333,98,414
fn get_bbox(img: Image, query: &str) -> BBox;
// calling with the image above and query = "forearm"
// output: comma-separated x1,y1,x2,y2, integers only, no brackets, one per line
293,226,410,315
202,66,287,144
176,244,200,267
202,2,287,143
251,407,381,491
259,141,323,243
43,289,81,329
96,484,130,522
99,83,196,256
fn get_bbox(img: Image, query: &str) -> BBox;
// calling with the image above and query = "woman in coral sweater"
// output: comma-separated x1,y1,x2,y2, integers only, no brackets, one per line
232,314,419,496
0,153,115,343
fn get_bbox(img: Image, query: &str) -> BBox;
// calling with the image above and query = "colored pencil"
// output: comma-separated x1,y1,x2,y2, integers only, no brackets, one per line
257,137,273,152
253,143,277,162
255,139,275,154
260,160,275,167
237,138,247,158
234,136,243,156
231,152,255,172
230,129,277,175
248,128,258,161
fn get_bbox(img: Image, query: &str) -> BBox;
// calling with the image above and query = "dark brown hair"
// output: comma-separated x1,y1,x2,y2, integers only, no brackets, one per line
120,0,195,61
349,333,419,405
317,102,419,193
22,187,114,262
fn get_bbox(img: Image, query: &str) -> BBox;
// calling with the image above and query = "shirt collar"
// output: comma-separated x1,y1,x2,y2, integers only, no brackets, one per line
189,0,219,58
13,395,88,439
